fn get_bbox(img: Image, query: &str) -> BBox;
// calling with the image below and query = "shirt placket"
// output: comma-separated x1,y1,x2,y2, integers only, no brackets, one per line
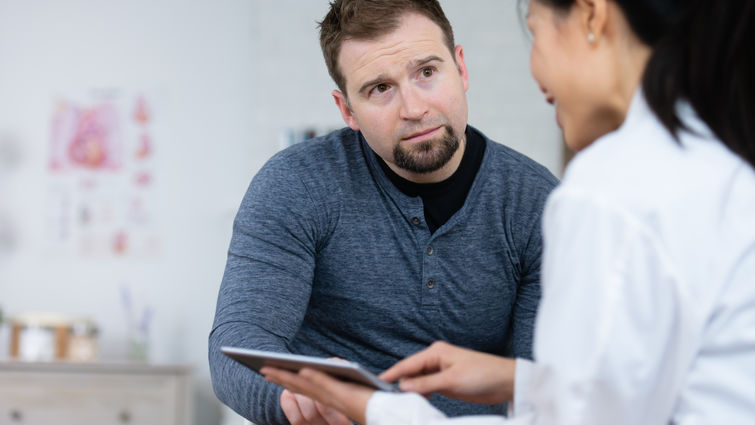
403,205,440,309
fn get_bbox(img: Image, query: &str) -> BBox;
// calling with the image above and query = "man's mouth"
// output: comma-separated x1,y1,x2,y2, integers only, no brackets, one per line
402,126,442,143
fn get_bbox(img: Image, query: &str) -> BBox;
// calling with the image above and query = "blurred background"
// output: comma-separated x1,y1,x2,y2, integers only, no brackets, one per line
0,1,562,424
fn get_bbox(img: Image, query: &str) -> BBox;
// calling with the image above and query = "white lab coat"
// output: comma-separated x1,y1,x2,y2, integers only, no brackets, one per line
366,91,755,425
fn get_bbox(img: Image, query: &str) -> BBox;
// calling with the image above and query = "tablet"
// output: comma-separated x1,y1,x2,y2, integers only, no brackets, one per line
221,346,400,393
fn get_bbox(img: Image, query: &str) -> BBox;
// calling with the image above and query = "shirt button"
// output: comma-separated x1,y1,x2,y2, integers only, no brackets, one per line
426,246,434,255
426,279,435,289
411,217,421,225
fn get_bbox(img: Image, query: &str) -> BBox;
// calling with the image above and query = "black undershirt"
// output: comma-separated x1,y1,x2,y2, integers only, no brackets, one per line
375,126,486,234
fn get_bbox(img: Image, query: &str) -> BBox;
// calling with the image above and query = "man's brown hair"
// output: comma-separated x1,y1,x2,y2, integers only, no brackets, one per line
318,0,456,97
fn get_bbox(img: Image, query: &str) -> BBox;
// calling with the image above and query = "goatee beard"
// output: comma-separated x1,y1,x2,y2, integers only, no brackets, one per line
393,125,461,174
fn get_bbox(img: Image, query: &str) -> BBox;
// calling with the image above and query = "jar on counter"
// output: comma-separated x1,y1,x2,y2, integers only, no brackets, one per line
10,313,72,361
67,319,99,362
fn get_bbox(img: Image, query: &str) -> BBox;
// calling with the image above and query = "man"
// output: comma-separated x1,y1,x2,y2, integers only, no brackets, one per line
209,1,557,424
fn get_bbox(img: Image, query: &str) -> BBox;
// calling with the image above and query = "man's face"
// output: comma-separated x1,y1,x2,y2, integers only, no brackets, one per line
333,12,470,183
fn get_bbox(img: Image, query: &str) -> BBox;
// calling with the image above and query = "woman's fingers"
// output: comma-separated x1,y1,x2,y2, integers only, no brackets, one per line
379,341,450,383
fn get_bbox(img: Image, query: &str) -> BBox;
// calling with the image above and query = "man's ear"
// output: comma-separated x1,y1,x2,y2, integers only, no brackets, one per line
454,45,469,92
332,90,360,131
575,0,608,43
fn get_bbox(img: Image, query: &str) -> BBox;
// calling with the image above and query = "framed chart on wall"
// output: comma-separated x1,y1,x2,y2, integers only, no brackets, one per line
46,91,159,258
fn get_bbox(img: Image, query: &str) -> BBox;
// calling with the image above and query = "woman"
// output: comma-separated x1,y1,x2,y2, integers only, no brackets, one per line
262,0,755,423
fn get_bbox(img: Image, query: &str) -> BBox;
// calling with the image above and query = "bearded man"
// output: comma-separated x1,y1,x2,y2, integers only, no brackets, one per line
209,1,557,424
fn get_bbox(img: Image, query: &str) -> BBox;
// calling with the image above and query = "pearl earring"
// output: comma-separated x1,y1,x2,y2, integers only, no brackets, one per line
587,32,596,43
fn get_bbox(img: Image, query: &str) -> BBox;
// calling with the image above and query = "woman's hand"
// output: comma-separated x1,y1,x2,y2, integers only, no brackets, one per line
380,341,516,404
262,366,375,425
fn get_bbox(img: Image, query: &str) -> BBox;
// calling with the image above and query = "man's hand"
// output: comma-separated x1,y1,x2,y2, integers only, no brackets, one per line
379,341,516,404
279,390,352,425
263,367,374,425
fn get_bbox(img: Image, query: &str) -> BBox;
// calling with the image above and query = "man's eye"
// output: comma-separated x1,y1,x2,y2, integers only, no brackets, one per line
370,83,390,96
422,68,434,78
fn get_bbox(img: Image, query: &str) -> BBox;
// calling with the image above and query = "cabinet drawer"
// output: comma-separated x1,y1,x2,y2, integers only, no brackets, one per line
0,371,184,425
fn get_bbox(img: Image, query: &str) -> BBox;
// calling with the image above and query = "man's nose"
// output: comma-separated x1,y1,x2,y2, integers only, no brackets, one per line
398,85,429,121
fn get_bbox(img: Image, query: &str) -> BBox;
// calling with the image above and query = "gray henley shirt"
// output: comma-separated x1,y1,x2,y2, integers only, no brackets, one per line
209,126,558,424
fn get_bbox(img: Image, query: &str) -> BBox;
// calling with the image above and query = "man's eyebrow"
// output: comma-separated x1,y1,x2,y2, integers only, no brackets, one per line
408,55,444,69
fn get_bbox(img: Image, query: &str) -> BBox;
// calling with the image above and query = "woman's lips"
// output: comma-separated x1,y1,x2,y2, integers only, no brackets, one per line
539,85,555,105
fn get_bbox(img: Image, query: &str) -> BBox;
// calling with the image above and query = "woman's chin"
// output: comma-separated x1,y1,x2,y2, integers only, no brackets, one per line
562,129,594,152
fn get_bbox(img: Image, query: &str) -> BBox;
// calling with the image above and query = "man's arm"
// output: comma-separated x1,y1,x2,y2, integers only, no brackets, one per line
508,209,545,359
505,161,558,360
209,153,322,425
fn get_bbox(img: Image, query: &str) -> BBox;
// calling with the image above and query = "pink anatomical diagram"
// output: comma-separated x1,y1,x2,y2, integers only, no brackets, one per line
68,109,109,167
50,101,122,171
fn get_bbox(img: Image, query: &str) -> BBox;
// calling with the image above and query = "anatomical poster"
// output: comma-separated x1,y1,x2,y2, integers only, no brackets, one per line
46,92,158,258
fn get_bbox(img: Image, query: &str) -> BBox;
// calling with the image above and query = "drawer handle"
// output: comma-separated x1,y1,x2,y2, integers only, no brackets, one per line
10,409,23,422
119,410,132,423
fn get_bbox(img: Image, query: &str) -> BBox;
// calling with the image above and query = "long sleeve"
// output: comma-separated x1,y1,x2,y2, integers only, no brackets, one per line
502,151,557,360
366,189,701,425
507,210,545,360
209,153,325,425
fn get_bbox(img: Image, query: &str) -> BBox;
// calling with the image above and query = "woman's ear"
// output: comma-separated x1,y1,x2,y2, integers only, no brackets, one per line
575,0,608,44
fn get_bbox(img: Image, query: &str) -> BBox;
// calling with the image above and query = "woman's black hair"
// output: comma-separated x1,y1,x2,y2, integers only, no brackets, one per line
523,0,755,170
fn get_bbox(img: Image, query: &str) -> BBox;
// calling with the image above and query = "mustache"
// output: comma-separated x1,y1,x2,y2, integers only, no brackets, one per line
396,120,450,140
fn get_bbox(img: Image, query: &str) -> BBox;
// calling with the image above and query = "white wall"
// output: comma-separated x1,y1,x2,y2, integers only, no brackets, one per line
0,1,561,425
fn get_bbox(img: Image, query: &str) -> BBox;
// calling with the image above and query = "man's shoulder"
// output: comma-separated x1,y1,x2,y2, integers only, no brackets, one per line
256,127,364,184
251,127,366,203
473,127,559,189
272,127,361,167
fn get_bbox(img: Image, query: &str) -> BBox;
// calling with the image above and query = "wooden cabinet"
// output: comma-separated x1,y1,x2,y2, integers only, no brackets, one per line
0,361,192,425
